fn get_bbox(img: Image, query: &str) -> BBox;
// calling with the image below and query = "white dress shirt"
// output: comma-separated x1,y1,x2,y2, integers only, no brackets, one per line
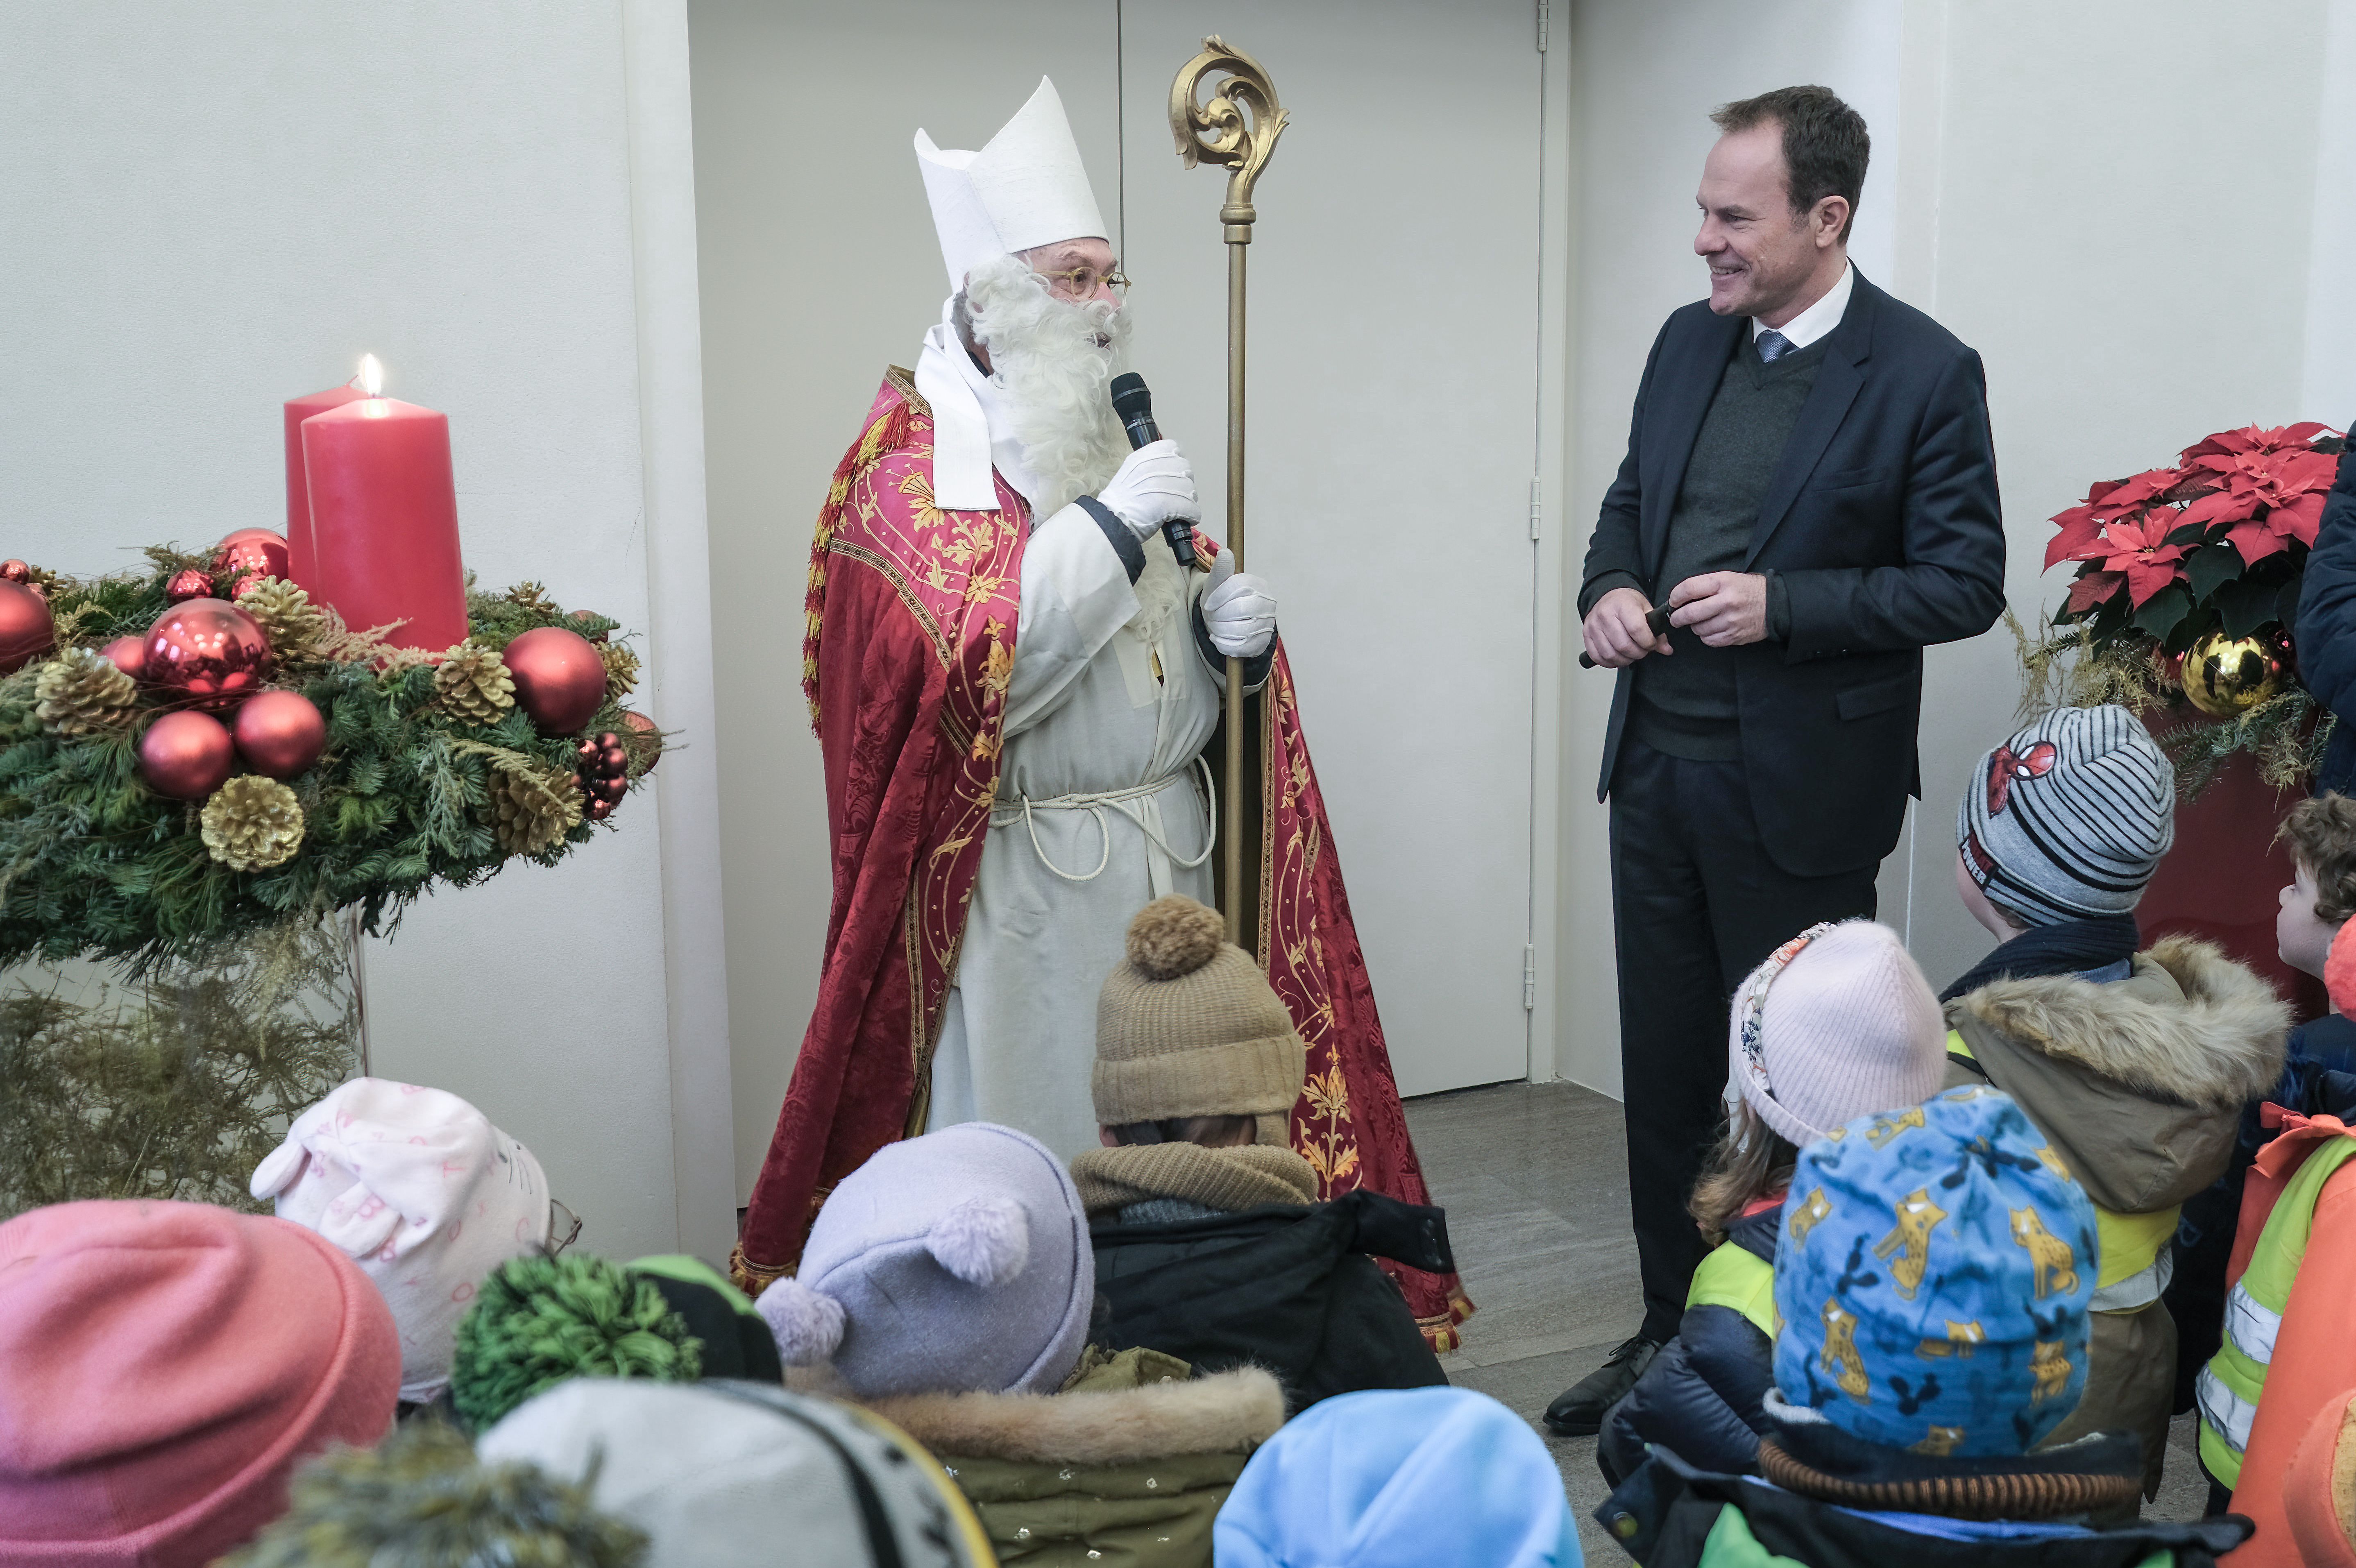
1753,261,1853,350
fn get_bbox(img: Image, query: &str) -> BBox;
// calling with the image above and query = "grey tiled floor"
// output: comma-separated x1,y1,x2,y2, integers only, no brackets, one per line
1401,1080,2219,1562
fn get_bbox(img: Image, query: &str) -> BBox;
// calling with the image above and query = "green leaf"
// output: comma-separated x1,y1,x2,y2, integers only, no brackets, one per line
2185,544,2245,604
2132,585,2193,645
2213,576,2281,640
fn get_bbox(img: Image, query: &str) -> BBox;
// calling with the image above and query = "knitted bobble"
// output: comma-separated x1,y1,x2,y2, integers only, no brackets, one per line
756,1276,846,1366
1126,895,1226,980
927,1196,1029,1287
448,1255,702,1432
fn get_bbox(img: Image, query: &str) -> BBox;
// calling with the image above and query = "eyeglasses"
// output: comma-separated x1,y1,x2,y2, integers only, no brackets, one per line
1035,265,1132,299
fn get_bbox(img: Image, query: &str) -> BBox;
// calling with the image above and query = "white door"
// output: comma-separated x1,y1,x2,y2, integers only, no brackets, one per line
1117,2,1543,1095
689,1,1542,1170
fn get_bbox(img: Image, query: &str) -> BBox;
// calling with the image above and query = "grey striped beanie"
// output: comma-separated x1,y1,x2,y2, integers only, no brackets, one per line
1957,705,2175,925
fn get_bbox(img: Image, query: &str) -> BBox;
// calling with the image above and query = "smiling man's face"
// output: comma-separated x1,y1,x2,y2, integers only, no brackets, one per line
1694,120,1839,324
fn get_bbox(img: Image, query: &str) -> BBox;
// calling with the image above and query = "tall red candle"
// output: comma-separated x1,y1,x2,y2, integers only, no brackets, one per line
283,384,369,591
302,397,469,651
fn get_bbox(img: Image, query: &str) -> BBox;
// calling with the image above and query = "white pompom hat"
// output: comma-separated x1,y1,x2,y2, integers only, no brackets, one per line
755,1122,1093,1399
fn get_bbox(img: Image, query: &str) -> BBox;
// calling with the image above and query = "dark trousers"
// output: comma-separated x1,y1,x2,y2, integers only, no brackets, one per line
1610,738,1880,1342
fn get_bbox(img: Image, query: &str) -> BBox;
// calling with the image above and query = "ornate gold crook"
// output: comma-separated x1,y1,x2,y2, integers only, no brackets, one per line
1168,35,1288,242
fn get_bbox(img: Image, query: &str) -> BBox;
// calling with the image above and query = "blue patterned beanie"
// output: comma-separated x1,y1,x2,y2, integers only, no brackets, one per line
1771,1085,2097,1457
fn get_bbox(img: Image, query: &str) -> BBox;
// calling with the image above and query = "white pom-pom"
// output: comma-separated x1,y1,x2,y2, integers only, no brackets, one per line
755,1276,846,1365
927,1196,1029,1287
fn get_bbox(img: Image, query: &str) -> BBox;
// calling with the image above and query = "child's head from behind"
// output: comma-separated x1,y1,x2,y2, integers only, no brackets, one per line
2277,794,2356,977
1704,920,1946,1239
1772,1085,2097,1458
1955,705,2174,935
755,1123,1093,1400
1093,897,1306,1149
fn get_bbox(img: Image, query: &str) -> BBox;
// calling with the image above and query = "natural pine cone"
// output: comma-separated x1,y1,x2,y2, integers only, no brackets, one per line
488,763,583,856
505,581,560,615
435,643,516,725
234,578,329,664
600,641,640,702
199,775,305,871
33,647,138,737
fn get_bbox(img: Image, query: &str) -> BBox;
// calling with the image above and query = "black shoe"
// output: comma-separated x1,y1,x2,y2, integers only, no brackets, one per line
1542,1334,1660,1436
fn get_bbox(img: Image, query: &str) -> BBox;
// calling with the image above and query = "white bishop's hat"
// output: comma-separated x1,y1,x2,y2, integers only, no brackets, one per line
915,77,1109,289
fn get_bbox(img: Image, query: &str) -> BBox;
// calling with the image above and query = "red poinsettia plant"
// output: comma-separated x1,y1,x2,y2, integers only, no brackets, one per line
2046,422,2345,652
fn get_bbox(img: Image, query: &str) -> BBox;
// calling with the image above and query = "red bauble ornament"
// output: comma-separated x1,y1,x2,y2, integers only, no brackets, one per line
504,627,607,735
569,609,611,644
232,689,327,779
143,598,273,711
100,635,147,678
0,582,55,674
165,568,216,603
620,709,661,774
213,528,291,586
0,561,28,584
138,711,235,799
576,729,630,821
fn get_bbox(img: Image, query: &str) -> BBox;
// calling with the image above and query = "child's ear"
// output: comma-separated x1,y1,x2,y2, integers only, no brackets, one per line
1098,1126,1121,1148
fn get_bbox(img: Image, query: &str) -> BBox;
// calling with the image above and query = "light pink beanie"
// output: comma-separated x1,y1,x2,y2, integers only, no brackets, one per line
1728,919,1945,1147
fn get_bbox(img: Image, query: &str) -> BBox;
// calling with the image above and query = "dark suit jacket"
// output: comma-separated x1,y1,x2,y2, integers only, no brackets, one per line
2294,431,2356,794
1580,270,2007,877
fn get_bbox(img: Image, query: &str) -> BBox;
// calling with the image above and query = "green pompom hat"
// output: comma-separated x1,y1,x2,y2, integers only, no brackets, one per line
450,1253,702,1432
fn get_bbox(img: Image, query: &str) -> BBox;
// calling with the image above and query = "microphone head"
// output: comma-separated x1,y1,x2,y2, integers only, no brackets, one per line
1109,372,1152,422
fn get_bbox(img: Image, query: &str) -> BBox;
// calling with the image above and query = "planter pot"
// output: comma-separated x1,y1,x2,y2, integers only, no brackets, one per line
0,911,366,1219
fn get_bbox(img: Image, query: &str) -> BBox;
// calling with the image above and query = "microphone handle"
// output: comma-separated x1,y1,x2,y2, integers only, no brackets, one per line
1120,411,1196,567
1577,605,1674,668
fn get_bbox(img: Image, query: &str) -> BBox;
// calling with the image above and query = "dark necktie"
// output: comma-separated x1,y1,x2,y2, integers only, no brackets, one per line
1756,329,1794,364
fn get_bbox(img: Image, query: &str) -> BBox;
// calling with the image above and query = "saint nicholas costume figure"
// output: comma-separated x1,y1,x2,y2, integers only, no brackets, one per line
732,79,1469,1342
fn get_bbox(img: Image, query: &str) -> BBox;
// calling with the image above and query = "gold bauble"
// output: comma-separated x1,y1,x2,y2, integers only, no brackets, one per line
2181,629,2286,717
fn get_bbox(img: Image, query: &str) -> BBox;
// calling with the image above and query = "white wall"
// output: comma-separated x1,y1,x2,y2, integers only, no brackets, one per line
0,1,732,1262
1547,0,2355,1091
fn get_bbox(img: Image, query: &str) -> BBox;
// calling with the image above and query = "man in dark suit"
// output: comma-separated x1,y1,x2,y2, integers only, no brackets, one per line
1546,85,2005,1434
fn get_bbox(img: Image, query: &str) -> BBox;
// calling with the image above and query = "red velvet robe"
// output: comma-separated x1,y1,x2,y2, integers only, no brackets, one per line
733,368,1473,1344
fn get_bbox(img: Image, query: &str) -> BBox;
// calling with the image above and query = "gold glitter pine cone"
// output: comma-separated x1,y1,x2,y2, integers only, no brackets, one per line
235,578,329,664
601,641,640,702
488,763,583,856
200,775,306,872
436,643,517,724
33,647,137,737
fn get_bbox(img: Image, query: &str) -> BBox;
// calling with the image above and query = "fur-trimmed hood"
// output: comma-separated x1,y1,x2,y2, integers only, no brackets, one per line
1943,937,2289,1215
856,1355,1284,1467
1947,936,2288,1110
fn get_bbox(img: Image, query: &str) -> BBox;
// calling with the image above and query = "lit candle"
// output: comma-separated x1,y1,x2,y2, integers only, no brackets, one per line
283,375,370,592
301,356,469,651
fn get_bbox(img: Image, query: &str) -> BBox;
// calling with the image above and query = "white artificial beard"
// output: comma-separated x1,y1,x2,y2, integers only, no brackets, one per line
964,254,1133,519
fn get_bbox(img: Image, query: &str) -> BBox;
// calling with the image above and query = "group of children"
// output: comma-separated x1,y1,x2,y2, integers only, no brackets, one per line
15,700,2356,1567
1594,702,2356,1566
0,890,1562,1567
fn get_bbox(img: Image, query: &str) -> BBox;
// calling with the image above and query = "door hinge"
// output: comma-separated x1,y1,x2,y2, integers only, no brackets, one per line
1536,0,1551,53
1522,944,1537,1011
1528,475,1543,541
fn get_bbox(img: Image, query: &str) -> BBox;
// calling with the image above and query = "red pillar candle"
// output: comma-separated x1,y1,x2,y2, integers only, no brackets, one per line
283,384,369,591
302,396,469,651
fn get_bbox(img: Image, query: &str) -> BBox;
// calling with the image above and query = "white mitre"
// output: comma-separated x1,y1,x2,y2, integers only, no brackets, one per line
912,78,1109,510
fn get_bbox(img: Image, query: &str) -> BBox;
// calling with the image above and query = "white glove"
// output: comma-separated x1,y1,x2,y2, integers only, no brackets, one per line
1202,549,1277,659
1094,439,1197,539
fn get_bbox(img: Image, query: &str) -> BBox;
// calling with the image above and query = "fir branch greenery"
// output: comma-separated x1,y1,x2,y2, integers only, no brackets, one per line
0,553,657,969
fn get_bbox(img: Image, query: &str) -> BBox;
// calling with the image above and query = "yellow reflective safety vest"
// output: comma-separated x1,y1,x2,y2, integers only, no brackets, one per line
1687,1235,1776,1339
2195,1130,2356,1490
1946,1032,2176,1306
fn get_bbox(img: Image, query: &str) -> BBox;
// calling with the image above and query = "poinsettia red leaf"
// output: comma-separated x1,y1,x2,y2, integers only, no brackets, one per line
2283,421,2331,446
2181,488,2255,529
2065,571,2127,615
2272,491,2326,548
2226,517,2291,565
2045,505,2110,569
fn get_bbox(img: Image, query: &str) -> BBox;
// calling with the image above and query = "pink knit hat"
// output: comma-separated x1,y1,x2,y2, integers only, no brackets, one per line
1728,920,1946,1147
0,1199,402,1567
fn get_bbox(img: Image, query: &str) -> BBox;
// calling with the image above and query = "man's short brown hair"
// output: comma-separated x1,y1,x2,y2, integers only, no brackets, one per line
1711,85,1870,243
2280,794,2356,924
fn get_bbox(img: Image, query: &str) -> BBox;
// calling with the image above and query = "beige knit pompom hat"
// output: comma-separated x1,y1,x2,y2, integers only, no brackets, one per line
1094,896,1306,1145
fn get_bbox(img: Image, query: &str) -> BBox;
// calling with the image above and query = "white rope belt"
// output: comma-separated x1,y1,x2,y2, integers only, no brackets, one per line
991,755,1216,891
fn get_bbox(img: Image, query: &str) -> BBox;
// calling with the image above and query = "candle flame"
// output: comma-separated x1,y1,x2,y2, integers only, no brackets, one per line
358,353,384,398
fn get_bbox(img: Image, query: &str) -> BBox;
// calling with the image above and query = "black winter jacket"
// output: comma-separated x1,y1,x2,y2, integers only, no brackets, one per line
1088,1189,1451,1414
1599,1203,1780,1484
2296,429,2356,794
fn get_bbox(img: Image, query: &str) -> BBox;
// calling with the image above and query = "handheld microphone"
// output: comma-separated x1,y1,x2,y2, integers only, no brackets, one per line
1108,372,1197,568
1577,605,1675,669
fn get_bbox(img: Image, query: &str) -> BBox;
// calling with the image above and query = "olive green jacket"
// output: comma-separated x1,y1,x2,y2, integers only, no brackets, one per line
862,1348,1286,1568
